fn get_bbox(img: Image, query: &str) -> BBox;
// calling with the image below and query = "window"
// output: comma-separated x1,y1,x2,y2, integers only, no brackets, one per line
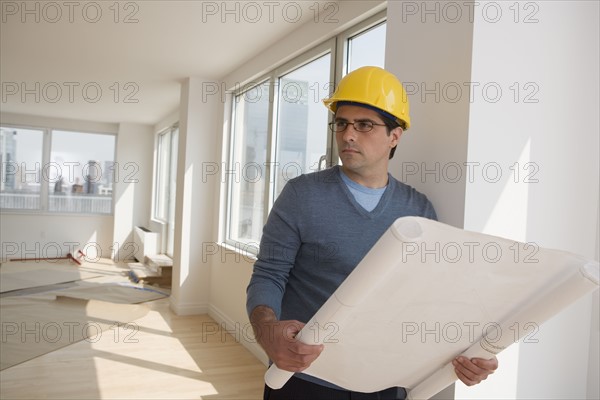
225,47,335,249
228,83,270,245
0,125,116,214
346,21,386,72
224,14,387,250
227,56,333,247
274,54,331,197
0,127,44,210
49,130,115,214
153,125,178,257
166,129,178,256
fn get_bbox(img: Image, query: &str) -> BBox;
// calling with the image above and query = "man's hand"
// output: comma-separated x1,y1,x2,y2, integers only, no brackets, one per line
453,355,498,386
250,306,324,372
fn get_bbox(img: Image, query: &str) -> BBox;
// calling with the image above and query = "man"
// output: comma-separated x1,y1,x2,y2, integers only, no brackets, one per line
247,66,497,399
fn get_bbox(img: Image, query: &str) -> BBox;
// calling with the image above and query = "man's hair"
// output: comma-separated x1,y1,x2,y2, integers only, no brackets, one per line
380,115,405,159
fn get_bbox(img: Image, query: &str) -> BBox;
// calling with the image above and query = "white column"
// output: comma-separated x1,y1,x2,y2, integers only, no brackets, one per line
170,77,220,315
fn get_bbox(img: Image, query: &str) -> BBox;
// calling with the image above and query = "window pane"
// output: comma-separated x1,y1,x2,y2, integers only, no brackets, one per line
274,54,331,197
166,128,178,256
1,127,44,210
228,83,270,245
49,130,115,214
347,22,386,72
155,130,171,221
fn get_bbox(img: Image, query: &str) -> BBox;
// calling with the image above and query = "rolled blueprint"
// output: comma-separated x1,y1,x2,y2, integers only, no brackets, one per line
264,217,599,395
265,218,424,389
407,259,599,399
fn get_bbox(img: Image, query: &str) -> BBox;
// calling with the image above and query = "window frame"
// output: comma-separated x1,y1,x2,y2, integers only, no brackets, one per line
223,40,336,253
151,123,179,257
222,13,387,253
335,11,387,78
0,123,117,216
267,39,337,212
225,76,272,252
152,124,179,223
0,124,47,212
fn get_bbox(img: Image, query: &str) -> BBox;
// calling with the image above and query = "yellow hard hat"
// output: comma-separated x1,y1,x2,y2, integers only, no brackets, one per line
323,66,410,130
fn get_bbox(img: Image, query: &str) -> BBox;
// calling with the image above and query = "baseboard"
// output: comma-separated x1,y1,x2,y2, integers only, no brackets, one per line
209,304,269,366
169,298,209,316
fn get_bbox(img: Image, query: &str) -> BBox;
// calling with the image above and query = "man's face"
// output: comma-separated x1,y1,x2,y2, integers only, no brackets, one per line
335,104,401,177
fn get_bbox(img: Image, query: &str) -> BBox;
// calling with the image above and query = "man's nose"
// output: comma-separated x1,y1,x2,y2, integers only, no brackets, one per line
342,125,358,142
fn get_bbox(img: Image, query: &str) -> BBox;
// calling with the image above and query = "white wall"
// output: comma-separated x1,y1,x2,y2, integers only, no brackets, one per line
0,213,113,260
153,109,179,135
462,2,599,399
112,122,154,261
387,1,599,399
208,251,267,364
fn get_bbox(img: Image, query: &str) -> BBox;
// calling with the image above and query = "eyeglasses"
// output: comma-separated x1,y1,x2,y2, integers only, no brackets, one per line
328,120,387,133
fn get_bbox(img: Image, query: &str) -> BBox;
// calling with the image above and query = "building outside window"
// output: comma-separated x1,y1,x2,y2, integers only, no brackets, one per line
0,127,44,210
49,130,115,214
0,126,116,215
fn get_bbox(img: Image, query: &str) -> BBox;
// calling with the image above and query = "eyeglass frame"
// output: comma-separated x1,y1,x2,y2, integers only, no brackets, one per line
328,119,388,133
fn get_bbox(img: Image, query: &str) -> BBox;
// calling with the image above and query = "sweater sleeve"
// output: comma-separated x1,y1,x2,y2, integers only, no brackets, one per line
246,179,302,319
423,198,438,221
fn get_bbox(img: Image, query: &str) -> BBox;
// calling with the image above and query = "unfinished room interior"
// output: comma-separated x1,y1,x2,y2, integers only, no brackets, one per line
0,1,598,399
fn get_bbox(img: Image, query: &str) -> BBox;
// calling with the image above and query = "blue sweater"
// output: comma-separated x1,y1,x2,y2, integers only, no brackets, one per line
247,166,437,323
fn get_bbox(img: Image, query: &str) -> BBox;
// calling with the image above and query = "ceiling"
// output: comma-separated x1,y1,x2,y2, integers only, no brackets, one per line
0,1,333,126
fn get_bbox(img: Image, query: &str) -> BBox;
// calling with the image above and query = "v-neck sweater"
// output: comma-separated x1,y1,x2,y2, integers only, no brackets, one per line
339,168,387,212
247,165,437,323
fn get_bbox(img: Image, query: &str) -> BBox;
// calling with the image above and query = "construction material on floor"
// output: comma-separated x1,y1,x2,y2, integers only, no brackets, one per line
0,258,170,371
9,249,86,265
0,261,101,293
127,254,173,287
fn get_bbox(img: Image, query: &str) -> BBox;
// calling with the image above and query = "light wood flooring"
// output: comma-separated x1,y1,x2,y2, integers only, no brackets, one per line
0,298,266,399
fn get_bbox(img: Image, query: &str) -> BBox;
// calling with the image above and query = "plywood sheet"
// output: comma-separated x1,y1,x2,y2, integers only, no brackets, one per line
0,261,100,293
0,269,102,293
51,282,169,304
0,259,168,371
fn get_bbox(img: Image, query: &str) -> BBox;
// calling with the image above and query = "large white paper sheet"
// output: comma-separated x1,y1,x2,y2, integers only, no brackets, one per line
265,217,599,398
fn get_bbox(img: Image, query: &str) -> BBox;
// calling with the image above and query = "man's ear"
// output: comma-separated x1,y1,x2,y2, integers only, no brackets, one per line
388,128,402,160
390,127,403,147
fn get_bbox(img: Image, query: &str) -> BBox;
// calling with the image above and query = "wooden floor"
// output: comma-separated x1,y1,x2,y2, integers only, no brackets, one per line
0,298,266,399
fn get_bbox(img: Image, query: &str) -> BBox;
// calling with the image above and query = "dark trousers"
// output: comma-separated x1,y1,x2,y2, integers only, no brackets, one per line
263,376,407,400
